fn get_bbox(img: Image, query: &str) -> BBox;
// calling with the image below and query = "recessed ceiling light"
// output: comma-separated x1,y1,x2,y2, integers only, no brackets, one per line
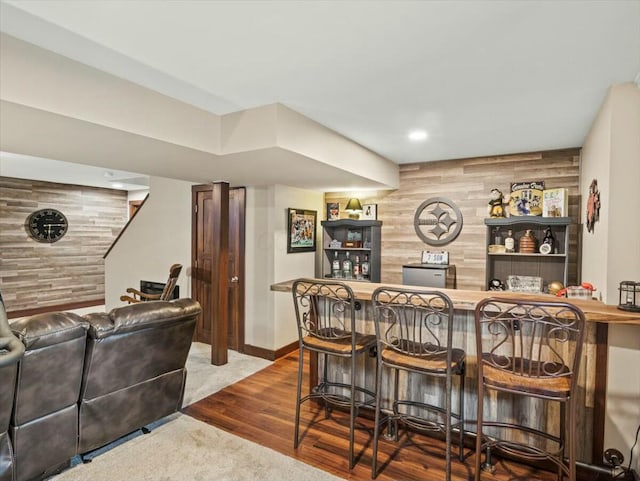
408,130,428,141
111,182,124,189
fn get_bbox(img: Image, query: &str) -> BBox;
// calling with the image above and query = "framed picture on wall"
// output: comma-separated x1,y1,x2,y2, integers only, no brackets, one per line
327,202,339,220
361,203,377,220
287,208,317,253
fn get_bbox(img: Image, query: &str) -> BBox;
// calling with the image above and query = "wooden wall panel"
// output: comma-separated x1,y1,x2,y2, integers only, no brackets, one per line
0,176,127,312
325,148,581,290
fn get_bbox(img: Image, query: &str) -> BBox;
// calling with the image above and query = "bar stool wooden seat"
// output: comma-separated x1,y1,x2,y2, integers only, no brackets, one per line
292,278,376,469
474,297,586,481
371,287,465,481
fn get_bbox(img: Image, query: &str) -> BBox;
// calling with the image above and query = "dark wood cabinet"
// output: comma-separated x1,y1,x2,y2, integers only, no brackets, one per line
321,220,382,282
484,216,574,292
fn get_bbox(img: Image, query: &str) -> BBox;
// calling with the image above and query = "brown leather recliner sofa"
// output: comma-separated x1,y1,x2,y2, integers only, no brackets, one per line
3,298,201,481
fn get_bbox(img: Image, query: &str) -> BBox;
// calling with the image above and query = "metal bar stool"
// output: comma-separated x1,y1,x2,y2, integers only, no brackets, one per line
474,297,586,481
292,278,376,469
371,287,466,481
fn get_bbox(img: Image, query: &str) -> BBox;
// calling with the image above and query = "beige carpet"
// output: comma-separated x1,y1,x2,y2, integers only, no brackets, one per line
48,343,342,481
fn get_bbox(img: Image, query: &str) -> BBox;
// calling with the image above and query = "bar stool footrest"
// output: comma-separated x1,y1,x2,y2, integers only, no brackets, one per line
304,381,376,409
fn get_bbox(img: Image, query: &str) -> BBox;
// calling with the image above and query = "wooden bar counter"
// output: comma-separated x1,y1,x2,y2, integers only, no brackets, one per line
271,278,640,465
272,278,640,325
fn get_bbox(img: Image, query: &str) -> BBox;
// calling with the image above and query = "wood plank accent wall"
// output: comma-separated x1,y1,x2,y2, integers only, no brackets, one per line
0,176,127,312
325,148,581,291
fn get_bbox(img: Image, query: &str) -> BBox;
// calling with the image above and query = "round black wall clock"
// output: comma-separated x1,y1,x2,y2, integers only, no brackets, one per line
26,209,68,243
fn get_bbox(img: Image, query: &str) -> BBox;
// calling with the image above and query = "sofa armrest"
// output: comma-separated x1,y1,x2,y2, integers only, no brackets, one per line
0,336,24,367
1,297,25,366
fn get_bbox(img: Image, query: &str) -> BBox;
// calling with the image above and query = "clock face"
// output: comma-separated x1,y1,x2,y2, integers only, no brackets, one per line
27,209,68,243
539,243,553,255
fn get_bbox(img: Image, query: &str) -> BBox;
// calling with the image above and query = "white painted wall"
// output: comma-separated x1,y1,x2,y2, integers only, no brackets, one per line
581,82,640,472
276,105,399,190
245,184,323,351
580,93,611,298
0,34,222,154
245,186,274,349
2,35,398,193
104,176,192,309
107,177,322,351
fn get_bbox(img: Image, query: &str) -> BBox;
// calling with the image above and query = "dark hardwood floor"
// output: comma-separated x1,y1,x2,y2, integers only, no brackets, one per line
182,351,601,481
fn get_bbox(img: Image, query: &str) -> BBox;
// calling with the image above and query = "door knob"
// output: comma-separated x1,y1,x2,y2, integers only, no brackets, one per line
231,276,239,283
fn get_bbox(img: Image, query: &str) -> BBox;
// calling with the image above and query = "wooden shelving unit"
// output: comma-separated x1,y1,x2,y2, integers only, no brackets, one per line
321,219,382,282
484,216,572,291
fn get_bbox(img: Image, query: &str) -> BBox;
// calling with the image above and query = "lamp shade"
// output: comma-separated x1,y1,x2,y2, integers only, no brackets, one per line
345,198,363,212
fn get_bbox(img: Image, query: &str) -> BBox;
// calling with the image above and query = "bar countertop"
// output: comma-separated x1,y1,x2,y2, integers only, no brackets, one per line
271,278,640,325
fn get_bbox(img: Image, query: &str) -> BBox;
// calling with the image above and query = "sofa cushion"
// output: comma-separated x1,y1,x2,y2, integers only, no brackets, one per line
80,316,196,400
10,312,88,425
10,312,88,350
85,299,200,339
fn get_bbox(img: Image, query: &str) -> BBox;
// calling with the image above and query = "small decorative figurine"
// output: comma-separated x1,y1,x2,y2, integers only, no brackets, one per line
487,188,506,217
547,280,564,296
488,278,505,291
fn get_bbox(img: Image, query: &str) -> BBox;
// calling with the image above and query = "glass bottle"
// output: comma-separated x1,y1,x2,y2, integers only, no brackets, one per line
354,255,362,280
493,226,502,245
542,227,555,253
331,251,341,278
505,229,515,253
342,251,353,279
361,255,370,279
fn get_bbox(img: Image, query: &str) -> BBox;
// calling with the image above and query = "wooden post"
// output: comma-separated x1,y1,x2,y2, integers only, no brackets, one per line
210,182,229,366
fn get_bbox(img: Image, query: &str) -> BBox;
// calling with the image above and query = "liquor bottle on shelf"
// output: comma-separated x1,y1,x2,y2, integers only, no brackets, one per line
354,255,362,280
342,251,353,279
505,229,515,253
540,227,556,254
331,251,341,278
361,255,370,280
493,226,502,245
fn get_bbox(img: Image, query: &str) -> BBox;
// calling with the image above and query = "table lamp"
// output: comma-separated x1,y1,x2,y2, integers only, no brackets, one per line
345,198,363,219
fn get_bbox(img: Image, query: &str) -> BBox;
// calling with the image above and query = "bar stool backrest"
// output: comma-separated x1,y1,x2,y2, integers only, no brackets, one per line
372,287,453,358
372,287,455,360
475,298,585,393
292,279,356,343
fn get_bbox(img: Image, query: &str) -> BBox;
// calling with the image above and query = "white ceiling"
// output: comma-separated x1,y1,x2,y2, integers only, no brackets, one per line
0,151,149,191
1,1,639,189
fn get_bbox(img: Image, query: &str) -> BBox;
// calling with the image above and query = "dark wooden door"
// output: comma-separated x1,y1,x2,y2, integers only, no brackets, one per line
193,186,213,344
227,187,245,352
192,183,229,365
